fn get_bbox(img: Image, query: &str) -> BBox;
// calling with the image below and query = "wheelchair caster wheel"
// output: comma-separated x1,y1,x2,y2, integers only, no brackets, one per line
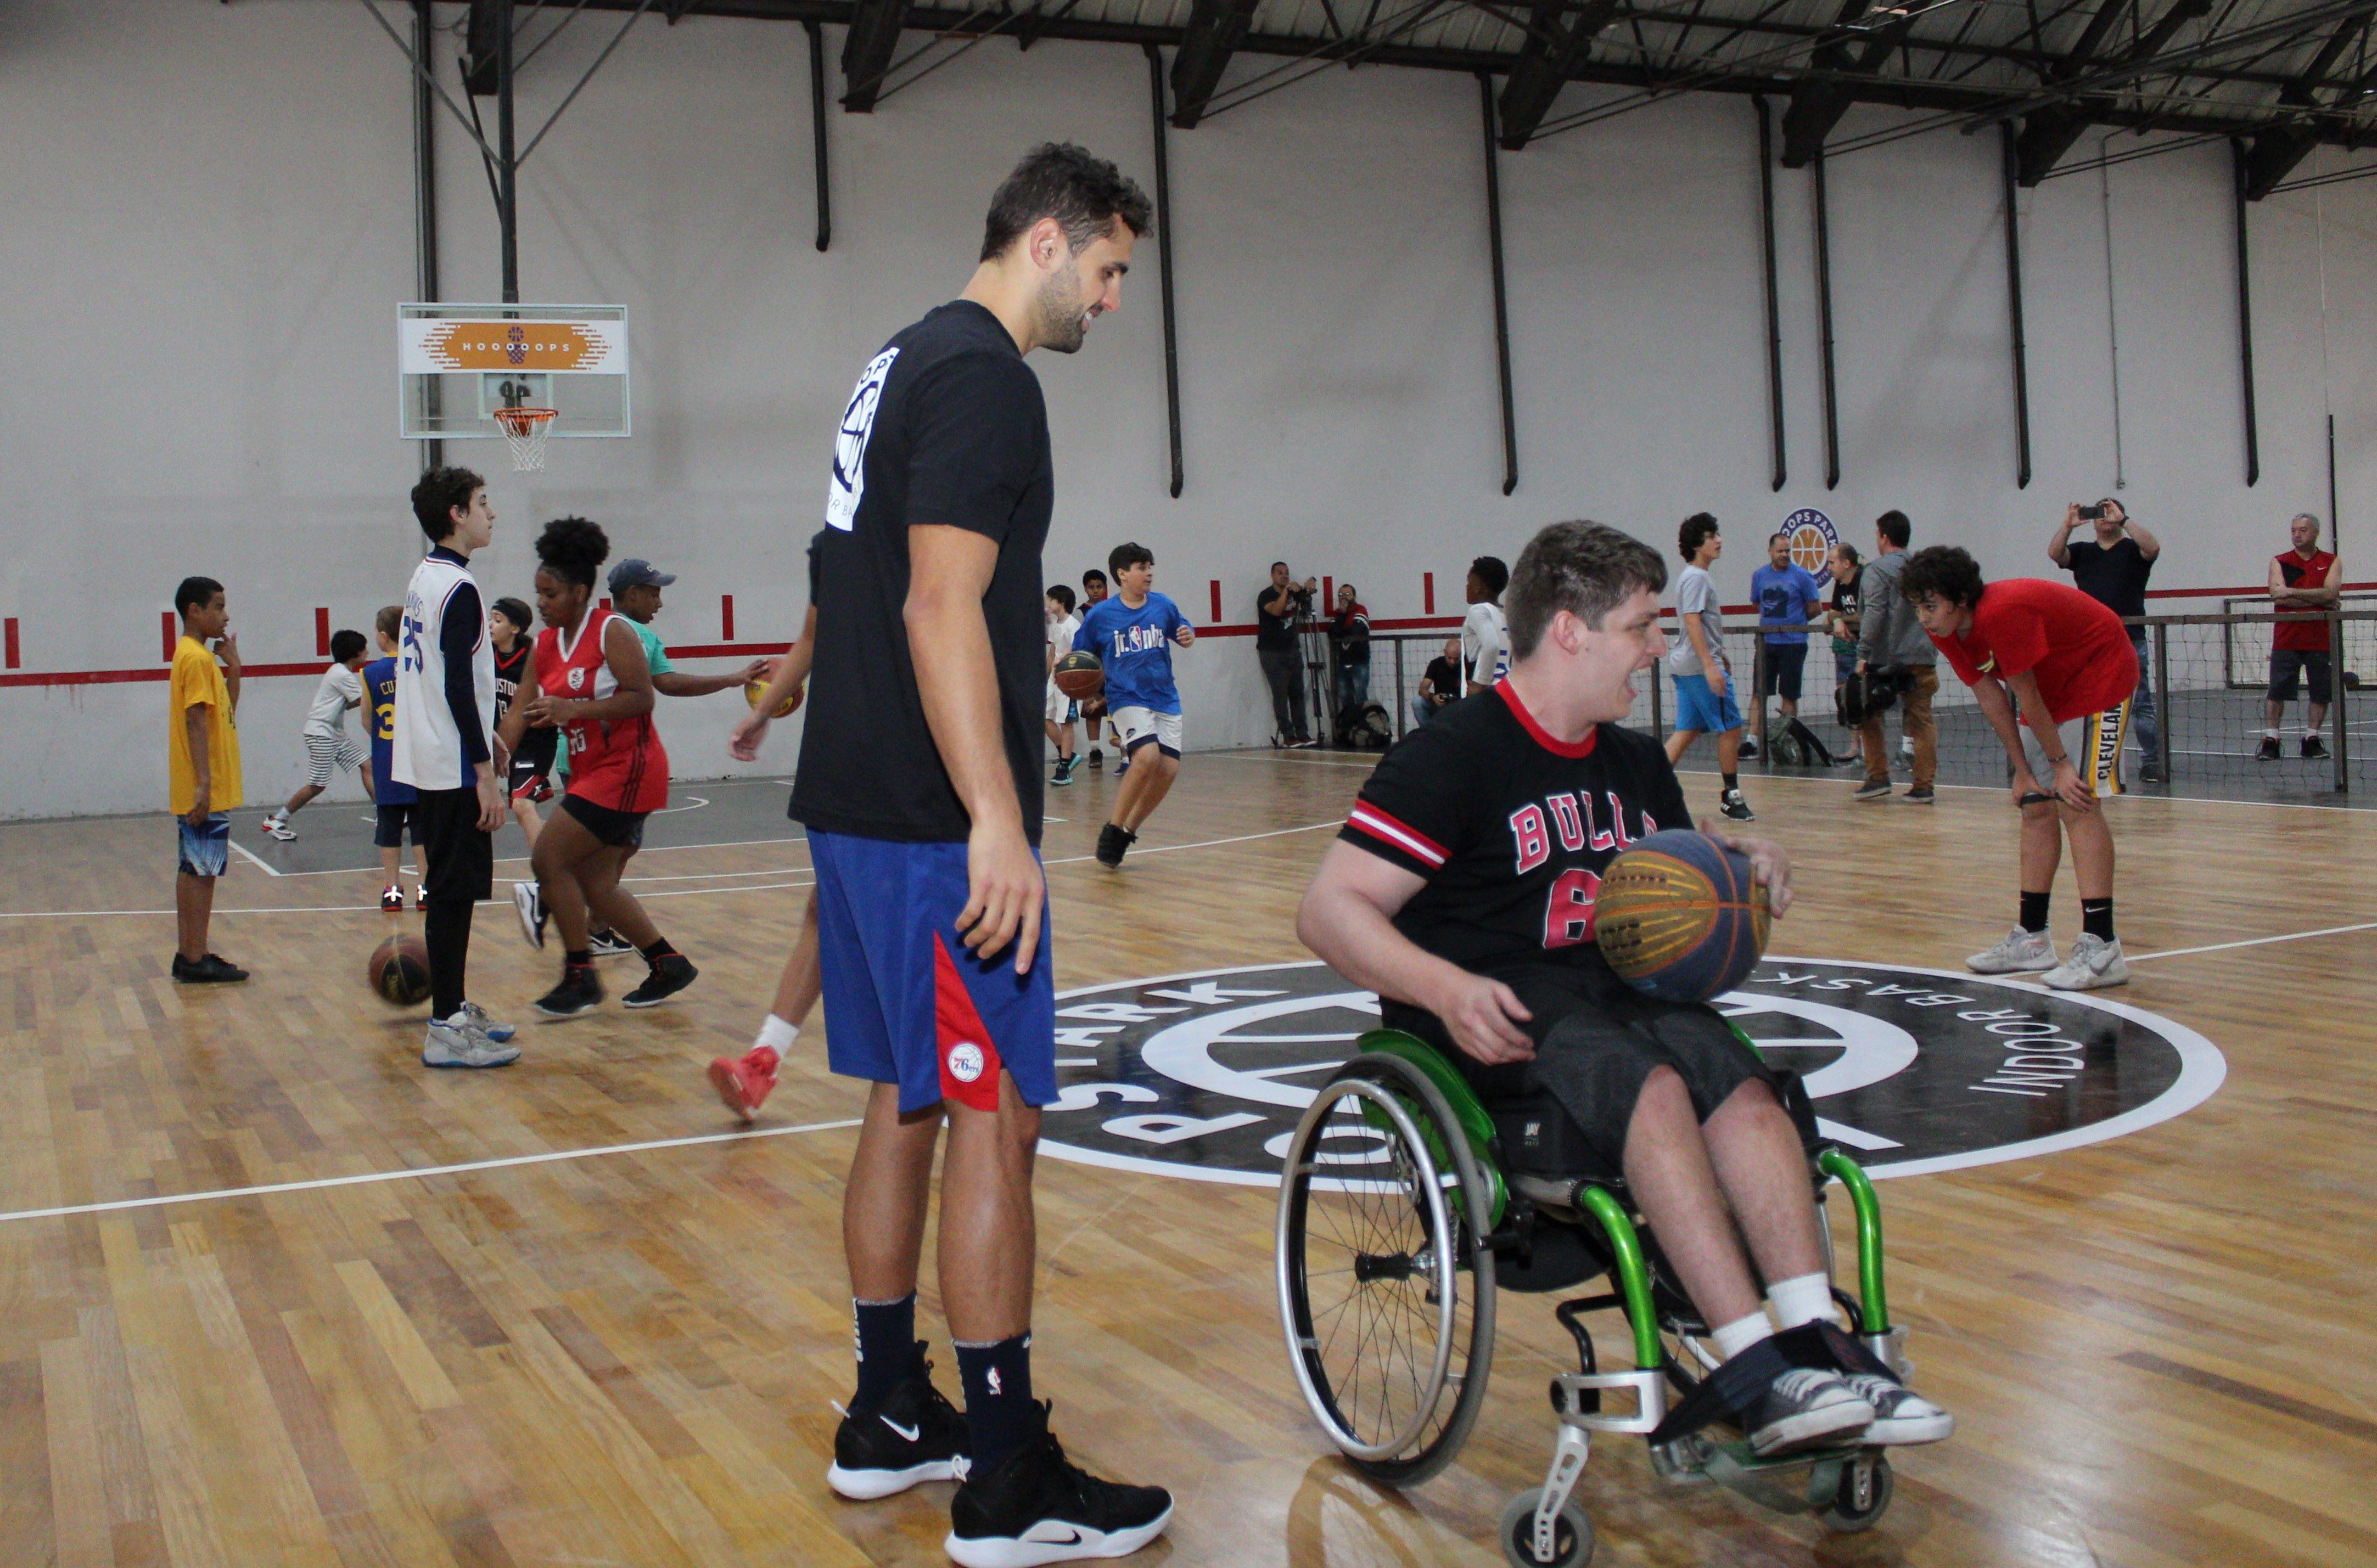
1819,1453,1893,1533
1498,1488,1592,1567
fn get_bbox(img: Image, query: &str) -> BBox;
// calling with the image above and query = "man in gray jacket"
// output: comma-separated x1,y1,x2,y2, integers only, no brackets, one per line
1854,510,1939,803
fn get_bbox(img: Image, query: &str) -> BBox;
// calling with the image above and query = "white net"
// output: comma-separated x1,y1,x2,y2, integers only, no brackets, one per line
493,407,557,472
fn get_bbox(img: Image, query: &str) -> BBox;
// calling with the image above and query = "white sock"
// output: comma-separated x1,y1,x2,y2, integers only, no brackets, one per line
1712,1310,1774,1359
2267,727,2282,739
755,1014,797,1055
1767,1272,1834,1330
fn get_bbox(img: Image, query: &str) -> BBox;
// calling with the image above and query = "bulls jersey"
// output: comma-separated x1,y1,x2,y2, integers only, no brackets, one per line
1341,681,1690,984
537,607,667,814
393,547,497,792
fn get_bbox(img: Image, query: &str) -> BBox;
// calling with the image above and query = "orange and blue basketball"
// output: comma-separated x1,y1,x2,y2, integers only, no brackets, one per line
1052,649,1103,700
368,933,433,1007
1594,830,1770,1003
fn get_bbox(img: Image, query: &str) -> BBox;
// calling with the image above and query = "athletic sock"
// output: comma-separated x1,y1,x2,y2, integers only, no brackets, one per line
564,949,592,970
2266,727,2282,739
1712,1310,1774,1359
1722,772,1740,795
1766,1272,1833,1330
955,1333,1035,1476
424,901,473,1019
639,937,678,963
2019,890,2051,934
851,1295,924,1411
2081,898,2115,942
755,1013,798,1054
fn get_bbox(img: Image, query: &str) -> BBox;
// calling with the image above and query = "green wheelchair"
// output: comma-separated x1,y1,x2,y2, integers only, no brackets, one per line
1274,1029,1911,1567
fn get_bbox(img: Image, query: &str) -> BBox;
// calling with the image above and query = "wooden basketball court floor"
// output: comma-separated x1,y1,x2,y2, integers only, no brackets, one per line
2,754,2372,1568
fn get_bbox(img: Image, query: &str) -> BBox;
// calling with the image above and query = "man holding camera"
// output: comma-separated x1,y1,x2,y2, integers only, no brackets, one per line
1853,511,1938,803
2050,499,2162,783
1258,560,1318,748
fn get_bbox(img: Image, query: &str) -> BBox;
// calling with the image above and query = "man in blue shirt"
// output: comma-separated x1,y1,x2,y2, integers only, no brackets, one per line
1073,541,1195,867
1751,531,1824,741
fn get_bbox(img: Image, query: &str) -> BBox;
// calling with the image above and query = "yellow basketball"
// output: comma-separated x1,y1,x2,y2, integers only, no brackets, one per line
1593,830,1771,1002
745,676,802,719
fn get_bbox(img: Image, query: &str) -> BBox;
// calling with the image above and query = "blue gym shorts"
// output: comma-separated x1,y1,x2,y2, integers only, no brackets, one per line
177,812,231,878
1672,672,1744,735
809,828,1057,1115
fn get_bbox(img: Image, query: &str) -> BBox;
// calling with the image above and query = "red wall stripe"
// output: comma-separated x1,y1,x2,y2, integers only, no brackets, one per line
160,611,176,662
1423,571,1435,615
3,619,17,670
313,606,330,656
721,593,736,642
1209,578,1222,623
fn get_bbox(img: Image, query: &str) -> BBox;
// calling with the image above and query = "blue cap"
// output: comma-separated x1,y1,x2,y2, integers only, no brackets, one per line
608,558,676,592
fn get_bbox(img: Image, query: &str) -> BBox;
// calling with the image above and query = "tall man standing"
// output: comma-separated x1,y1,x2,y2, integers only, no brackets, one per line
791,144,1172,1567
2050,499,2162,782
394,468,518,1068
2261,512,2343,761
1750,531,1823,740
1854,511,1939,804
1256,560,1316,746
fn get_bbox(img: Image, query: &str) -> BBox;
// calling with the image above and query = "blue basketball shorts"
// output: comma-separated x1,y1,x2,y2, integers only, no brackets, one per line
809,828,1057,1115
177,813,231,878
1671,672,1743,735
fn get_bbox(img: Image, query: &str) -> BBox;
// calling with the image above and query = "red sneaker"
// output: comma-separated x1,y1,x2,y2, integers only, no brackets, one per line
708,1046,780,1122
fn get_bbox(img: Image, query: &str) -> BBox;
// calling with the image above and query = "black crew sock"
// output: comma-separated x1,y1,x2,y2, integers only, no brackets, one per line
424,900,473,1018
564,949,592,970
2019,891,2051,934
2081,898,2115,942
639,937,678,963
851,1294,924,1411
1722,772,1740,795
955,1333,1036,1476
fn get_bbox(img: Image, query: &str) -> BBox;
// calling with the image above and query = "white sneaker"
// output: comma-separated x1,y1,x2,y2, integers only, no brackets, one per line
512,880,545,950
423,1008,520,1068
1841,1374,1954,1445
260,813,296,842
2042,932,2129,991
1967,926,2055,974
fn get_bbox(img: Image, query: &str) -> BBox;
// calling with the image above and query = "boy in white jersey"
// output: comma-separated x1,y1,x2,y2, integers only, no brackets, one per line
1461,555,1510,695
260,630,371,840
394,466,518,1069
1044,583,1081,784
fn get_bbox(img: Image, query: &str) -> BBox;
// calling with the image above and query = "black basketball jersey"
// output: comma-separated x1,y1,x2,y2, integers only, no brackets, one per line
1340,682,1692,984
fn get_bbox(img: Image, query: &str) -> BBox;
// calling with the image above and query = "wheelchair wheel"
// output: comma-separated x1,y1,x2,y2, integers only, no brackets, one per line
1819,1453,1893,1532
1498,1489,1593,1568
1277,1052,1497,1486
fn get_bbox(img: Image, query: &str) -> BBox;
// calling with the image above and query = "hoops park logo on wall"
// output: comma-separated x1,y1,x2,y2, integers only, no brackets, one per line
1035,960,2225,1185
1781,508,1840,584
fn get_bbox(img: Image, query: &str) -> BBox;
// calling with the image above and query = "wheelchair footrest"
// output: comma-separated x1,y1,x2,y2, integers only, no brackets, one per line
1551,1368,1667,1435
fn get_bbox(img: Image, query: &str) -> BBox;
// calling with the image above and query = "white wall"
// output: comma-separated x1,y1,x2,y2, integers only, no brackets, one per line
3,0,2372,818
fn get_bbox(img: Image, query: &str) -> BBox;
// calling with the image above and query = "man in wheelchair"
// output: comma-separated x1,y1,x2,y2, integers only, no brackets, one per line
1297,520,1952,1458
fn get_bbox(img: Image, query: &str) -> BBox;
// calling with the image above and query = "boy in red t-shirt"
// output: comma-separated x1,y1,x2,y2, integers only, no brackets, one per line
1898,547,2138,991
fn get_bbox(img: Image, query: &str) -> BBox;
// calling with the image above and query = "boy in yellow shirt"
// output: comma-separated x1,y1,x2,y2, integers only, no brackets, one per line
169,576,248,982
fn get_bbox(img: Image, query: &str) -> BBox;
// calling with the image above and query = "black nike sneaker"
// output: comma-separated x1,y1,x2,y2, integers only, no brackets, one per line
945,1404,1172,1568
1094,824,1135,869
623,953,698,1009
827,1359,968,1500
532,965,603,1020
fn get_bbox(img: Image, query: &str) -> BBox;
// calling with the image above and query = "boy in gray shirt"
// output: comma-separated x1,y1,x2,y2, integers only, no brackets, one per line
1663,513,1753,821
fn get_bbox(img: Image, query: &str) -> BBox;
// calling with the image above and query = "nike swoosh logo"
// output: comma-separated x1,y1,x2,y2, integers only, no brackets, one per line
880,1417,921,1442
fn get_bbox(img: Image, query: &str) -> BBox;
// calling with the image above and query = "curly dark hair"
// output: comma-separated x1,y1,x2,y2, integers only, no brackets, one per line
1506,522,1668,659
1895,544,1986,609
534,516,610,589
1677,513,1720,563
981,143,1153,262
410,465,485,542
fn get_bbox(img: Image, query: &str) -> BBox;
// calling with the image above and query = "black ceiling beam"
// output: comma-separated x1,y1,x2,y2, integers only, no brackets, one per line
839,0,910,110
2011,0,2210,183
2241,15,2369,195
1496,0,1621,147
1169,0,1262,126
1779,0,1876,166
463,0,502,94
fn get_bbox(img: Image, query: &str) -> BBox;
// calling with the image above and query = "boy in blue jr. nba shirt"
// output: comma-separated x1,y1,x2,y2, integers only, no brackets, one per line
1073,541,1194,867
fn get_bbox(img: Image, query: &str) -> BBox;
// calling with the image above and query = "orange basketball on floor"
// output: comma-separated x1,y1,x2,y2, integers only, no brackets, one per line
368,933,433,1006
1594,830,1770,1003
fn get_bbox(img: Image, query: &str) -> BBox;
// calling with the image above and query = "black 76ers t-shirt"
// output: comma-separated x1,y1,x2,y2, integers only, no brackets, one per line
793,301,1055,844
1341,682,1691,987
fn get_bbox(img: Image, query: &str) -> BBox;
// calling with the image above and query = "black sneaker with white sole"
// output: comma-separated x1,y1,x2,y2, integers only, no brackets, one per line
827,1360,968,1500
2256,735,2282,761
623,953,698,1009
945,1404,1172,1568
512,881,546,950
1743,1366,1875,1457
2303,734,2330,760
532,965,603,1020
1094,824,1135,869
1720,790,1755,822
586,927,637,958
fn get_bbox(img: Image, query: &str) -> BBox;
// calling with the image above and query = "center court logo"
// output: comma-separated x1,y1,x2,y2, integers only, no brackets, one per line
1035,960,2225,1184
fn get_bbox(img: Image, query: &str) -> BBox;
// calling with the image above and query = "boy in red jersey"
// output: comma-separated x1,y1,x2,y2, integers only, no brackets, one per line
1898,547,2138,991
496,518,697,1019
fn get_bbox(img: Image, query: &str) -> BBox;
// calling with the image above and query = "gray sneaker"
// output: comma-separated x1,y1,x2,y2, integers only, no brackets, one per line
1744,1367,1875,1457
424,1007,522,1069
1841,1374,1954,1445
2041,932,2129,991
1853,779,1893,801
1967,926,2056,975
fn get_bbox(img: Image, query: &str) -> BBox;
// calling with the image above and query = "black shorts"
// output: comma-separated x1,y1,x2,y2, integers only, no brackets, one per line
1386,962,1784,1178
508,727,558,800
2268,648,2332,705
415,786,494,907
560,791,647,850
373,801,419,849
1759,643,1808,701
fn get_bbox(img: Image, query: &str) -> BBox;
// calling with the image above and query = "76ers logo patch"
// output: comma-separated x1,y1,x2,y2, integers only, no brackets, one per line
946,1042,986,1083
1035,960,2224,1185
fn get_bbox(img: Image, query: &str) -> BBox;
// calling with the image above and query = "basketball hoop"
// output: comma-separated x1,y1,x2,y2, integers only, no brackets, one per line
492,406,558,471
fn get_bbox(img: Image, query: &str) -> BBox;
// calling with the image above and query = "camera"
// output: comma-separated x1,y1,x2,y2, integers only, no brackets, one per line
2076,503,2107,520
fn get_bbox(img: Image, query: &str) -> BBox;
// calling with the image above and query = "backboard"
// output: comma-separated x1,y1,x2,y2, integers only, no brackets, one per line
399,304,630,439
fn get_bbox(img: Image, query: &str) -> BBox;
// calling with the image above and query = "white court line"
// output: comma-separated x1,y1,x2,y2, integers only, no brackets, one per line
233,831,819,879
228,840,283,877
0,822,1342,920
2126,921,2377,963
1209,752,1378,770
0,1116,864,1226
